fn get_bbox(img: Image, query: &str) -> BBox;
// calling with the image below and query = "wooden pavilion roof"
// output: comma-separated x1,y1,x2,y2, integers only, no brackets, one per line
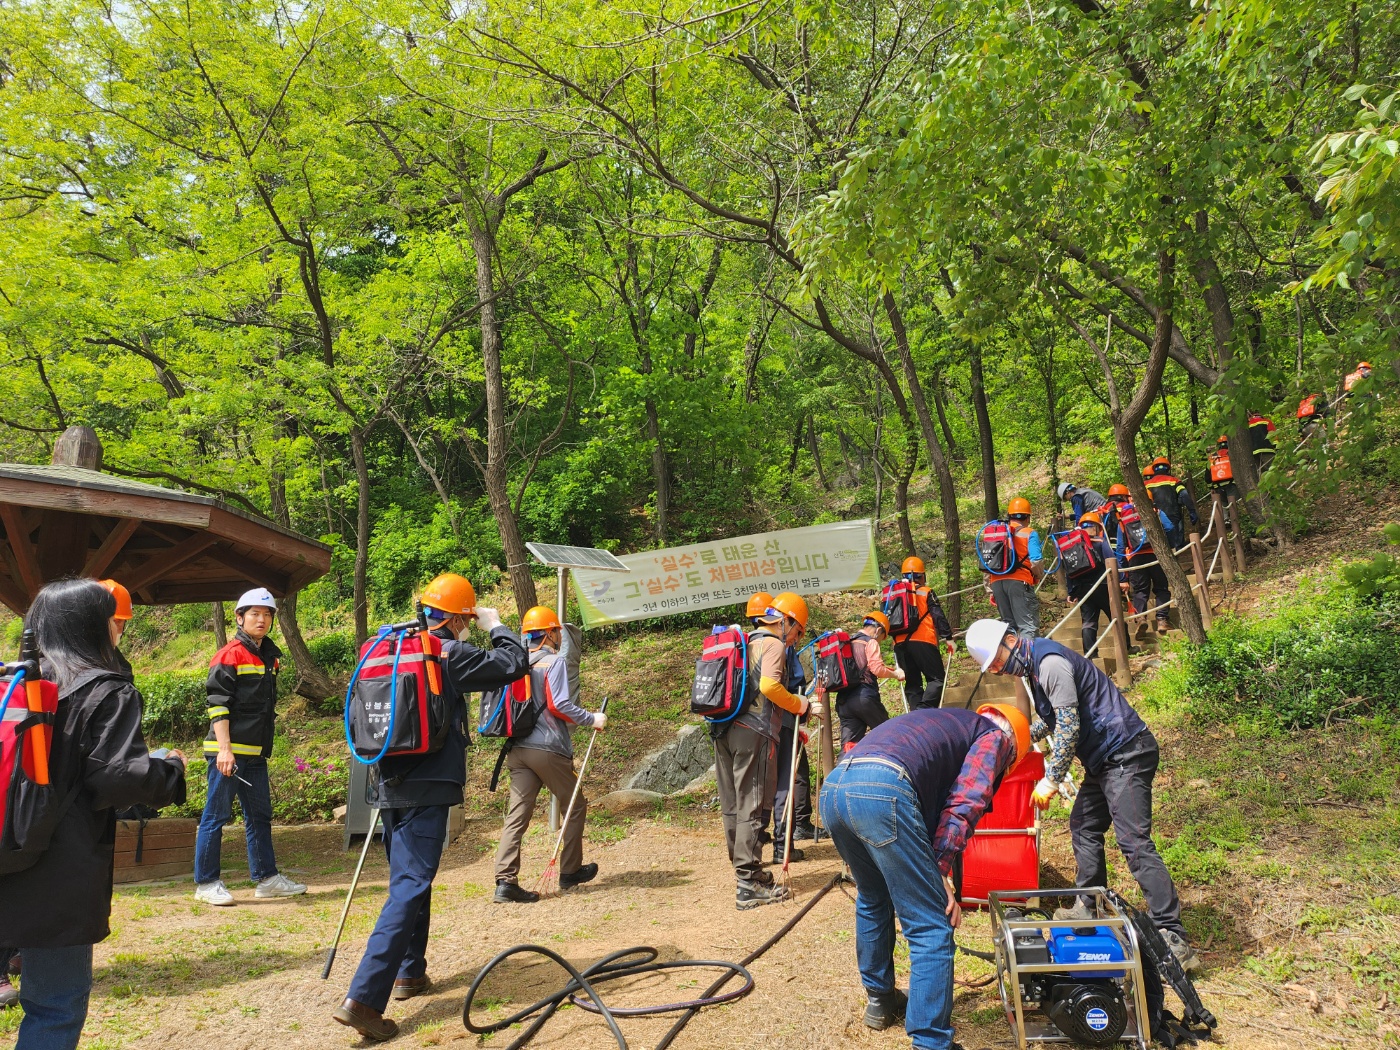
0,444,331,615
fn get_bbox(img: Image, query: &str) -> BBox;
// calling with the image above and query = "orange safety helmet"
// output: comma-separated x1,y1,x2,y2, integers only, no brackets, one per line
863,610,892,635
1149,456,1172,475
521,605,561,634
98,579,133,621
420,573,477,616
901,556,925,574
1217,435,1229,448
770,591,809,631
1078,511,1103,528
1108,483,1130,497
745,590,774,618
1007,496,1031,517
1358,361,1373,370
977,703,1032,768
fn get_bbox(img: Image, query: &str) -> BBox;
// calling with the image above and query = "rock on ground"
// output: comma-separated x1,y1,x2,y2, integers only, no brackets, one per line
593,788,666,815
623,723,715,793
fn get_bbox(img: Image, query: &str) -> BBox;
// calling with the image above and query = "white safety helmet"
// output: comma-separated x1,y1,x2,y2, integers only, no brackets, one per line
966,618,1012,672
1056,482,1075,499
235,587,278,615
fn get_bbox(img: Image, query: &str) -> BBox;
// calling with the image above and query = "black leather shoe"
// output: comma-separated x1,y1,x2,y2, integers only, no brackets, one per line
392,974,431,1000
560,862,598,889
863,987,908,1030
792,822,818,841
493,880,540,904
333,998,399,1041
773,844,805,864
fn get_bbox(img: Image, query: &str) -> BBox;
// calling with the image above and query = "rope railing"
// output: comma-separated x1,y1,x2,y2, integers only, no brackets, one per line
1206,537,1223,581
1083,619,1116,660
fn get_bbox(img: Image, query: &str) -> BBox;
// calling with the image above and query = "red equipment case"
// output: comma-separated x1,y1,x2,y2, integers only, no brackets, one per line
960,750,1044,906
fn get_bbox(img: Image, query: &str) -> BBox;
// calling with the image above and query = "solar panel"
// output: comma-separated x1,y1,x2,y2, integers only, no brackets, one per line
525,542,631,572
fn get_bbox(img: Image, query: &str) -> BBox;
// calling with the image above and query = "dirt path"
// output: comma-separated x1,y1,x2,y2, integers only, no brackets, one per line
6,804,1388,1050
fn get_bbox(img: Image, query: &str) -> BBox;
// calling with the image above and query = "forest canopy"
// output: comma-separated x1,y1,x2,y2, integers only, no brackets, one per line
2,0,1397,683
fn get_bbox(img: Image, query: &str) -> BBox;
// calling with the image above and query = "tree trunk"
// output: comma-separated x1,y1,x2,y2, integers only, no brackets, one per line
349,428,371,648
269,460,335,699
779,412,805,500
931,364,960,463
881,293,964,627
212,602,227,649
969,342,999,520
646,397,670,544
807,417,829,491
471,221,539,612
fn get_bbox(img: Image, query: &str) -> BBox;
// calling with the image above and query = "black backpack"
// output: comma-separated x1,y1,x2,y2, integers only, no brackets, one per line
815,630,862,691
1118,503,1151,556
1054,528,1104,578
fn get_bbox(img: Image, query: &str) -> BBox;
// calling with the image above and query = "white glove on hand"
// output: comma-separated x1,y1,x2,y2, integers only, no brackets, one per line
475,607,502,632
592,712,608,731
894,668,907,682
1031,776,1059,811
806,700,824,719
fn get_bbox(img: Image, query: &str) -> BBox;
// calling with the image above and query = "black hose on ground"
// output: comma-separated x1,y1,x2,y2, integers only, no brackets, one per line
462,871,844,1050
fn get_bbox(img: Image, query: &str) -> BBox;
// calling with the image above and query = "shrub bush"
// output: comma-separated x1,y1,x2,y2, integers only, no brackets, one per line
307,629,357,674
136,671,208,741
1181,577,1400,729
268,753,346,822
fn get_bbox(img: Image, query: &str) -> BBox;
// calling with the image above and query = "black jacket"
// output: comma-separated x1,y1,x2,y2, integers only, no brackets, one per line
203,631,281,758
373,625,528,809
0,671,186,947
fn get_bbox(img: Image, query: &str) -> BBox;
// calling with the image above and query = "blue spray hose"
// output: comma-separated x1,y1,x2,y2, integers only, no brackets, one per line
0,669,25,724
344,626,408,766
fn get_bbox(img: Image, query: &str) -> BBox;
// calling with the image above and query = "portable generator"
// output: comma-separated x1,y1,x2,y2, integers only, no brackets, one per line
989,888,1153,1049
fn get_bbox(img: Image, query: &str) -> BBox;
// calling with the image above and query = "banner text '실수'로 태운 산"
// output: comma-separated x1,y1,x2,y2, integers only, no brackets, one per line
570,520,879,627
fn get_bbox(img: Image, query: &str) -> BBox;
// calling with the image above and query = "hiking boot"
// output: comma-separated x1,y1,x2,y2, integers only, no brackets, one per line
1162,930,1202,973
493,880,539,904
863,987,908,1030
1134,621,1149,641
7,952,19,975
773,844,805,865
194,880,236,907
1156,618,1171,635
1053,899,1094,923
0,974,17,1010
560,862,598,890
392,975,431,1001
255,873,308,898
333,998,398,1042
736,879,791,911
792,821,818,841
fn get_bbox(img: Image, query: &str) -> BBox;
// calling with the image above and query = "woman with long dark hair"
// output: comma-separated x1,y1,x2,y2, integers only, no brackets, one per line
0,578,187,1050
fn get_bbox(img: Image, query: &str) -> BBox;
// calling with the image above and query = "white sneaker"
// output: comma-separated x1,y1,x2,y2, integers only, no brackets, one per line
194,880,236,906
255,873,308,898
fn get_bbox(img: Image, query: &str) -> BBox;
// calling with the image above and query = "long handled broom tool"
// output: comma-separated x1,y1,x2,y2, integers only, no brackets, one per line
537,695,610,897
776,709,805,897
322,807,382,979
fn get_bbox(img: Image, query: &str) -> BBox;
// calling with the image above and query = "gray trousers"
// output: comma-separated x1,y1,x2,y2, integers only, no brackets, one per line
1069,731,1186,938
990,578,1040,637
495,747,585,884
714,722,771,883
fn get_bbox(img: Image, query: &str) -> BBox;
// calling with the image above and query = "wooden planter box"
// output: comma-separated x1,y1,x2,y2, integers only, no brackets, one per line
113,817,197,884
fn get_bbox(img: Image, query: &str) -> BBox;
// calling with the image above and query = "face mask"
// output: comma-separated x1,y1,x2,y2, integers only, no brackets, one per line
1001,637,1032,677
456,621,473,641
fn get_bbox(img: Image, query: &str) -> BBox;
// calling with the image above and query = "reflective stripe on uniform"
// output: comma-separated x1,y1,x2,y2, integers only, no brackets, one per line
360,653,429,669
207,706,230,718
236,664,264,675
202,740,264,756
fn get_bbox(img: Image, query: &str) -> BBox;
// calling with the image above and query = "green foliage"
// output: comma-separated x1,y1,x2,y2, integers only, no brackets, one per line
136,672,208,742
1178,576,1400,729
268,753,346,823
1339,523,1400,598
306,630,357,675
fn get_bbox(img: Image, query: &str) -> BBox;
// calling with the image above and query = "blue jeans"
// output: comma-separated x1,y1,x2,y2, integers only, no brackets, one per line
195,757,277,885
822,758,957,1050
13,945,92,1050
346,805,448,1013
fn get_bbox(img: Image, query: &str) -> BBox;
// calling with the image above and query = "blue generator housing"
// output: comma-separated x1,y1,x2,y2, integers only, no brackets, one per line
1047,925,1127,979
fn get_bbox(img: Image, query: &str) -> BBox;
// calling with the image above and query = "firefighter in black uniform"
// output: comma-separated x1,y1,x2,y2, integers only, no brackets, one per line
334,573,527,1042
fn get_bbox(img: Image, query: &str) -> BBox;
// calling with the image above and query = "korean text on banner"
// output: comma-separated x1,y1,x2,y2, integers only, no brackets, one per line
571,520,878,628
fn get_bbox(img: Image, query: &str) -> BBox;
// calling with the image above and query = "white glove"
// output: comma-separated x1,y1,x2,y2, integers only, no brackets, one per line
592,712,608,731
806,699,824,719
1031,776,1059,810
475,607,502,632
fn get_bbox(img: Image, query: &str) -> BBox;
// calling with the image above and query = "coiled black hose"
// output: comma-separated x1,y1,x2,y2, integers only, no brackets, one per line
462,871,844,1050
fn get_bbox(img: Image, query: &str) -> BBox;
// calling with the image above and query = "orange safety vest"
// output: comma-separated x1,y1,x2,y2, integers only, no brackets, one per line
988,527,1037,586
1208,449,1233,485
1344,369,1370,392
907,587,941,644
1297,394,1320,419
